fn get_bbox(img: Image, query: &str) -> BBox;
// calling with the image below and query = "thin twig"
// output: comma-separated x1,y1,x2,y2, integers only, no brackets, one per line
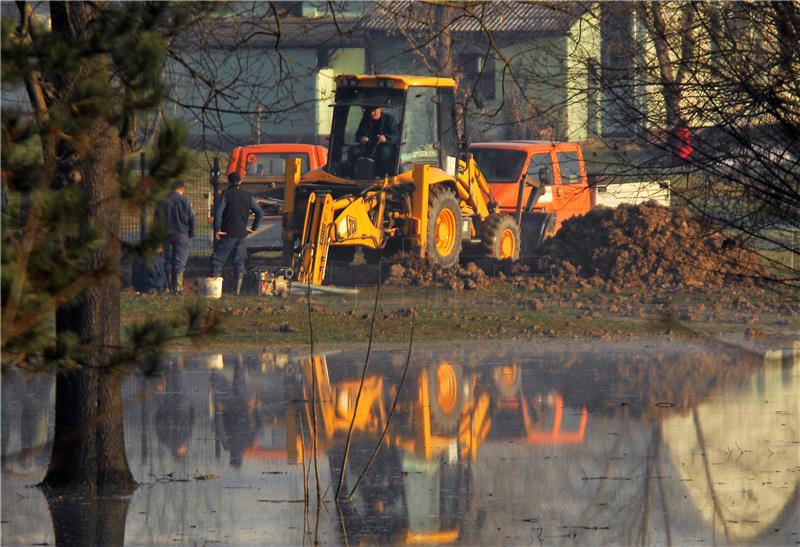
335,262,383,499
304,245,322,511
346,309,417,500
298,409,310,546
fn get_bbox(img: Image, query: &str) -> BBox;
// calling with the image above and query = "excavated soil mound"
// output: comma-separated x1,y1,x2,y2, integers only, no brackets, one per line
540,202,766,289
382,202,766,291
385,253,492,290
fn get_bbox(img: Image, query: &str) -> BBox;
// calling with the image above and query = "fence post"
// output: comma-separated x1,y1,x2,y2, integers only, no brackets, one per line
211,156,220,216
139,152,147,243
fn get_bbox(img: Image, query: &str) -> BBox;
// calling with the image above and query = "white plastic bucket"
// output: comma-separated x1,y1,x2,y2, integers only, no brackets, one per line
198,276,223,298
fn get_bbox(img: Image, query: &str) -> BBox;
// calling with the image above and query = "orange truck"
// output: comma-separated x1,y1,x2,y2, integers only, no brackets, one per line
470,141,591,253
217,143,328,252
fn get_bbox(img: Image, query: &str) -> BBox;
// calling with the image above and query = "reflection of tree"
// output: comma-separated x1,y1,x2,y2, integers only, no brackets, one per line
211,356,259,468
44,490,131,547
1,370,53,471
451,340,765,422
662,352,799,543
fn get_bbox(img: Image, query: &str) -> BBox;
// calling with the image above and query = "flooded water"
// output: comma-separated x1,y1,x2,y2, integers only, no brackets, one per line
2,339,798,545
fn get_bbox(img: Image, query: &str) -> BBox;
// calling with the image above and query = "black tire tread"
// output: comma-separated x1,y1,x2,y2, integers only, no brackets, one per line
479,213,521,260
426,185,463,267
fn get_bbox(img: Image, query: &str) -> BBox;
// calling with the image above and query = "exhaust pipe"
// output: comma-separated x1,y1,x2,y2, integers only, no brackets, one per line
290,282,359,296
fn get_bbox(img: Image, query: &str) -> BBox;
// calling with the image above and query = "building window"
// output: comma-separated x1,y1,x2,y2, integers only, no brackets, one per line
459,53,496,106
587,59,600,138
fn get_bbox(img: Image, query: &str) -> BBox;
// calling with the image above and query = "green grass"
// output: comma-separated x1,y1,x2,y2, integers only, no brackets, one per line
120,282,797,350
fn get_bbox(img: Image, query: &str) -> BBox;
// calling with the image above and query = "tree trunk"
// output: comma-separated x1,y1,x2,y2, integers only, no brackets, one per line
42,117,134,495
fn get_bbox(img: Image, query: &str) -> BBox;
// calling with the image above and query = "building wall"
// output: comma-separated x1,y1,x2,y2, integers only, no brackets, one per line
166,9,601,148
494,36,569,141
602,3,730,136
367,32,590,143
316,48,367,137
166,48,320,149
565,6,602,141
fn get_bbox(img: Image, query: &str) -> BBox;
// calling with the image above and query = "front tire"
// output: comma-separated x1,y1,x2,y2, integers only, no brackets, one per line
426,186,462,267
479,213,520,260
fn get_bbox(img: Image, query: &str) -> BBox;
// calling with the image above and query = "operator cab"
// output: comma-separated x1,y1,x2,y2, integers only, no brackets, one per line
326,75,460,181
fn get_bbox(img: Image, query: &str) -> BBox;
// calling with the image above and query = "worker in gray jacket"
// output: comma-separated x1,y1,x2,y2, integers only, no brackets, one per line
210,172,263,295
155,179,196,294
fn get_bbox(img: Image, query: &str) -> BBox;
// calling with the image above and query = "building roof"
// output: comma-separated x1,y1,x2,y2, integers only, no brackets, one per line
172,1,589,51
360,1,588,34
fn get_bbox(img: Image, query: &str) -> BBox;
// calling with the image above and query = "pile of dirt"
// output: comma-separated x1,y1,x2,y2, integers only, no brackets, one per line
540,202,766,290
381,202,767,292
385,253,492,290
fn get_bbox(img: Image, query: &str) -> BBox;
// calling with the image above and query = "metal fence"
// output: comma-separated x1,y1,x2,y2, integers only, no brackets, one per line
121,162,216,256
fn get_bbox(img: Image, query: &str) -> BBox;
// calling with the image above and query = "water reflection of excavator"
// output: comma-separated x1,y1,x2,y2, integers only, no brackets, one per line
298,355,492,464
293,355,491,544
288,356,589,544
219,353,590,542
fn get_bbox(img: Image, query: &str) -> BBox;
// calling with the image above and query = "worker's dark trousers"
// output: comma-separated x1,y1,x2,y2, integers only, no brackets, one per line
210,236,247,278
164,236,190,277
374,144,393,177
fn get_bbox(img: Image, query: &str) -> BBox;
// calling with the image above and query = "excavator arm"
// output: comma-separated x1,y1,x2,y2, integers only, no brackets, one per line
296,190,387,286
454,156,495,221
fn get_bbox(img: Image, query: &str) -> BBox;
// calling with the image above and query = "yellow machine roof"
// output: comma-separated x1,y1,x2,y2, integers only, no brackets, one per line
335,74,457,90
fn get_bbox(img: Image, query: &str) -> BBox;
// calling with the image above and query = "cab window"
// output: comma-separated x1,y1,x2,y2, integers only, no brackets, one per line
556,151,582,184
436,88,458,175
526,153,553,185
245,153,309,177
401,87,439,168
471,149,526,182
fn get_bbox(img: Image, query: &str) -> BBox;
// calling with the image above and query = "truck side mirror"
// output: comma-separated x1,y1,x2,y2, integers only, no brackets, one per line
539,166,552,185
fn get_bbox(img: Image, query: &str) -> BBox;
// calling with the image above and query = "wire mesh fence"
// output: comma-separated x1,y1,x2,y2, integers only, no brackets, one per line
122,162,216,256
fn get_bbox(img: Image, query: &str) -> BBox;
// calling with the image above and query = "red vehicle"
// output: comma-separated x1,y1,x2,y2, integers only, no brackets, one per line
470,141,592,247
222,144,328,252
227,143,327,182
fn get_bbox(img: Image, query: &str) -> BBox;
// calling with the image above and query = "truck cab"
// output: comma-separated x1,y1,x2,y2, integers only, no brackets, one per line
470,141,591,235
224,143,327,252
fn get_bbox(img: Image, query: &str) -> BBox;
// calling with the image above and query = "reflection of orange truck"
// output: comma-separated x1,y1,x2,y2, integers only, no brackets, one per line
221,144,328,252
489,364,588,445
470,141,591,248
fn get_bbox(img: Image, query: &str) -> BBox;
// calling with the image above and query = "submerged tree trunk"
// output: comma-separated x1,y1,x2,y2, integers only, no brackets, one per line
42,116,134,495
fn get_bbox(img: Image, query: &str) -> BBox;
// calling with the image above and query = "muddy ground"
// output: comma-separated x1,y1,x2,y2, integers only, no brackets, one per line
125,203,797,348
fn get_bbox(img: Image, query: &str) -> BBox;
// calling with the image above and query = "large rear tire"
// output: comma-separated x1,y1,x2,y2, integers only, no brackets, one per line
479,213,521,260
426,186,462,267
429,361,464,435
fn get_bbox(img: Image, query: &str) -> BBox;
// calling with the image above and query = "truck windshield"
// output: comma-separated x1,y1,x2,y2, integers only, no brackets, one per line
244,153,309,177
327,87,405,178
471,149,527,183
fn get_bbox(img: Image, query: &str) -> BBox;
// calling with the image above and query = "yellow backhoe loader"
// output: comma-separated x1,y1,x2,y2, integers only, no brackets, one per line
282,75,524,287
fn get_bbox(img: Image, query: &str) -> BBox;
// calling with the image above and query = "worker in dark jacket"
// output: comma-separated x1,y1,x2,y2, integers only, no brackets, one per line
210,172,263,295
355,105,400,177
155,179,196,294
